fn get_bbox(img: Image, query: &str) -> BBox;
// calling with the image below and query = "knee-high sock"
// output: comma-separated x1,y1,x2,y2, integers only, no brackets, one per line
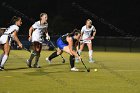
29,51,36,62
0,54,4,63
48,51,59,60
70,55,75,68
0,55,8,67
34,53,40,65
89,50,93,59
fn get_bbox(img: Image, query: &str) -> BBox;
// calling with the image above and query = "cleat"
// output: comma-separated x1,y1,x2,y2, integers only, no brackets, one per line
33,64,41,68
46,57,52,64
71,67,79,72
0,67,4,71
89,58,95,63
26,59,32,68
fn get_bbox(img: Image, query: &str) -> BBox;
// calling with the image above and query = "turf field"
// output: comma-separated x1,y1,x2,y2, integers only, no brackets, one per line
0,50,140,93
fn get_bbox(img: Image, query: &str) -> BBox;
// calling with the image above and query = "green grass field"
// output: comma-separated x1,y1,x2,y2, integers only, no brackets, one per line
0,50,140,93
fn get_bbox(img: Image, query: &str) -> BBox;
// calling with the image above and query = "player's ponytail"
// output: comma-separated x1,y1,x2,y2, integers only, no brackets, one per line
68,29,80,37
9,16,21,26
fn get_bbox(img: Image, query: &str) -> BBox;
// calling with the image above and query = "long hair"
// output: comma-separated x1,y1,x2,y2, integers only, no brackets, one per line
7,16,21,27
68,29,80,37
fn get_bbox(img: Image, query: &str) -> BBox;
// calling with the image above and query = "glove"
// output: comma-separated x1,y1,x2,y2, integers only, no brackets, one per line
46,35,50,41
28,36,32,41
17,43,23,49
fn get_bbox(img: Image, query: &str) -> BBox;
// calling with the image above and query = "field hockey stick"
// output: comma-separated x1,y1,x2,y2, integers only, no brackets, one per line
48,39,65,63
77,52,90,72
17,45,31,53
23,46,31,53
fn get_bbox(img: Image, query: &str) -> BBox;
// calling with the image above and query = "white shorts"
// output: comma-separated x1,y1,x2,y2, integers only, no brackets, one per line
0,35,11,45
80,40,92,44
31,32,43,43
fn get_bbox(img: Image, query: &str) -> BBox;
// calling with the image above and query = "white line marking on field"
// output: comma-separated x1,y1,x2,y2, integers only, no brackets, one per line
114,70,140,72
5,70,36,73
5,76,13,77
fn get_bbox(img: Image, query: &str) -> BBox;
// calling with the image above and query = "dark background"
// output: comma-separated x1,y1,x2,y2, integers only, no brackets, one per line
0,0,140,37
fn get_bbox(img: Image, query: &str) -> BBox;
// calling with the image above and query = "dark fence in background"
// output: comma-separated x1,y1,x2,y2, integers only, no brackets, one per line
18,35,140,52
93,36,140,52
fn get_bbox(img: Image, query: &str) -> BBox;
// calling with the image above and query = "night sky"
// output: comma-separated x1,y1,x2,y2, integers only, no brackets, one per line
0,0,140,36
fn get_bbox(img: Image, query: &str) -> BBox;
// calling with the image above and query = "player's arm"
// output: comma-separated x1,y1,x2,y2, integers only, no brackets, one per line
75,41,79,51
28,26,34,41
13,30,22,48
67,37,79,57
45,28,50,40
80,31,84,41
91,28,96,40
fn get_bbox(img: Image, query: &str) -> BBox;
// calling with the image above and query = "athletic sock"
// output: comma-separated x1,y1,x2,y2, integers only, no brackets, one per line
48,51,59,60
0,54,4,63
70,55,75,68
29,51,36,62
89,50,93,59
0,55,8,67
34,53,40,66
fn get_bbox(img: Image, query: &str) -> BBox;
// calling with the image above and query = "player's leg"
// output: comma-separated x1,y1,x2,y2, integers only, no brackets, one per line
79,42,85,55
33,42,42,68
63,46,79,71
87,42,95,63
46,37,64,64
27,42,36,67
46,48,63,64
0,41,10,70
75,42,85,63
0,53,4,63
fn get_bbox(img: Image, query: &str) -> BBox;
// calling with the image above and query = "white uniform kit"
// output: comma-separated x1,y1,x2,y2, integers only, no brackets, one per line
76,25,96,63
31,21,48,43
0,25,19,45
81,25,96,43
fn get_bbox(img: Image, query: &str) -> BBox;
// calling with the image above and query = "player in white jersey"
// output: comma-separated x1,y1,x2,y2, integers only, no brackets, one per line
0,16,23,70
26,13,50,68
76,19,96,63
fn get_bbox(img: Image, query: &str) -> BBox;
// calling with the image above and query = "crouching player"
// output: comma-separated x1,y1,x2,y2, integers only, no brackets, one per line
46,29,81,71
0,16,23,70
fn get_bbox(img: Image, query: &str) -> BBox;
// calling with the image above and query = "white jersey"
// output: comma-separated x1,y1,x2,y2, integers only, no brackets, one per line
0,25,19,45
31,21,48,43
5,25,19,38
81,25,95,40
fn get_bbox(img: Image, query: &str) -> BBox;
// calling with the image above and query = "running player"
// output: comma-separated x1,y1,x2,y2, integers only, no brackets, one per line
0,16,23,70
46,29,81,71
26,13,50,68
76,19,96,63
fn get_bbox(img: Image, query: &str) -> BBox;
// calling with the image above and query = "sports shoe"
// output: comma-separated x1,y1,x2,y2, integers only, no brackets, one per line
89,58,95,63
0,66,4,71
71,67,79,72
46,57,52,64
33,64,41,68
26,59,32,68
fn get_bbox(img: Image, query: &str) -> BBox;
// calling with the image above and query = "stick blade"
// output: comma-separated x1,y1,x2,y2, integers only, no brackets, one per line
87,68,90,72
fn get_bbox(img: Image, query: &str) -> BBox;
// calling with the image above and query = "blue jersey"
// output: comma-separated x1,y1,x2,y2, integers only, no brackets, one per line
57,33,77,50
